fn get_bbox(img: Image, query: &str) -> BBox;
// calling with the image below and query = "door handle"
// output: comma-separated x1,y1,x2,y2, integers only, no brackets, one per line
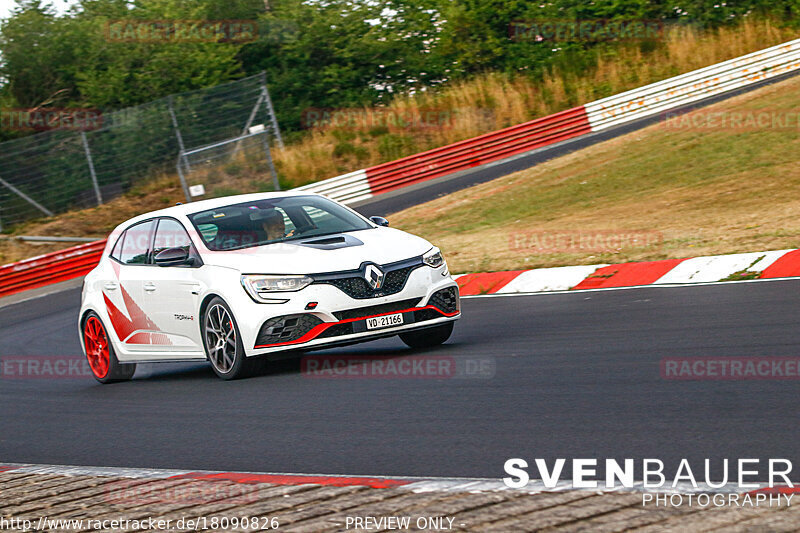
181,282,202,295
144,283,157,292
104,282,118,291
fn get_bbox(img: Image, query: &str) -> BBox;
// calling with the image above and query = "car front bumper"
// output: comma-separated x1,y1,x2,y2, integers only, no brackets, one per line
234,263,460,356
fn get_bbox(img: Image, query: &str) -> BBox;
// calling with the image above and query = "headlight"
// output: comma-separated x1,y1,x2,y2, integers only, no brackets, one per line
241,274,313,302
423,248,445,269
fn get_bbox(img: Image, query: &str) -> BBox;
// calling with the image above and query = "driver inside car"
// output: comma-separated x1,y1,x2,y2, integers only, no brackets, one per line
259,209,295,241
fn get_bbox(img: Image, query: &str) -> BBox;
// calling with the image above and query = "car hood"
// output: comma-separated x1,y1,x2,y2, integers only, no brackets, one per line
199,227,433,274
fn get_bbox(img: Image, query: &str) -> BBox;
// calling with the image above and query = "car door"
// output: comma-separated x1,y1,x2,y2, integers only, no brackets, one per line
144,217,204,353
103,219,166,353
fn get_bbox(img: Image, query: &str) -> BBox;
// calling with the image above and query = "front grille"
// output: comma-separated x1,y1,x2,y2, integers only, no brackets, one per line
428,286,459,314
255,314,322,346
311,257,423,299
383,266,416,293
333,298,421,321
324,277,374,299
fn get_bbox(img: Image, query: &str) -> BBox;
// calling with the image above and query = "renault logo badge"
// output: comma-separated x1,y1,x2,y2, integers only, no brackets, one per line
364,264,384,290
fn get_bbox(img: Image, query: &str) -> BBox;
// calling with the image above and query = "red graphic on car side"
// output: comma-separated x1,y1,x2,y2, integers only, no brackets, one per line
103,261,172,345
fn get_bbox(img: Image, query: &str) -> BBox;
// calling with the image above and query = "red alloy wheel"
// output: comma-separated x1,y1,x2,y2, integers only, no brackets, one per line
84,316,110,379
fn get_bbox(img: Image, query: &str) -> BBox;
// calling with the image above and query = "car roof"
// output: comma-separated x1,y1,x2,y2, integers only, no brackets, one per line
113,191,324,230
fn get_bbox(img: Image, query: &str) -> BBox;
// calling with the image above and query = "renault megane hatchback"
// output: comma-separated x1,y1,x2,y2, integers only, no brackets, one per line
79,192,460,382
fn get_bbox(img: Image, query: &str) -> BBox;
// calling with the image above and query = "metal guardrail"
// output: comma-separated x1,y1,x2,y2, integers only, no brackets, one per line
0,240,106,298
585,38,800,130
0,236,101,243
365,107,591,196
292,169,371,204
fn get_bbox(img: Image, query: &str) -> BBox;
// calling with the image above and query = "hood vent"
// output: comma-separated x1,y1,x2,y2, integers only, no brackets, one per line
303,236,346,245
296,234,364,250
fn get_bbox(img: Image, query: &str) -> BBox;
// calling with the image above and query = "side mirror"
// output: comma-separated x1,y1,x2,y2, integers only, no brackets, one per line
154,247,191,267
370,216,389,227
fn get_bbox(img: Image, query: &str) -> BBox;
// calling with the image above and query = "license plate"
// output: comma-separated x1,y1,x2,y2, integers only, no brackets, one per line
366,313,404,330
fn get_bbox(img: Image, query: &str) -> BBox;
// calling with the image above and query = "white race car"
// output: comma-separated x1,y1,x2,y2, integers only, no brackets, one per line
78,192,460,382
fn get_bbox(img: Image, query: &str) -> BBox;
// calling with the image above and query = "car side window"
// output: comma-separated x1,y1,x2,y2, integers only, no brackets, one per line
110,232,125,262
118,220,155,265
153,218,192,257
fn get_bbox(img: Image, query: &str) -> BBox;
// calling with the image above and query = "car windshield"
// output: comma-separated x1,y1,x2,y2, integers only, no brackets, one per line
187,195,373,251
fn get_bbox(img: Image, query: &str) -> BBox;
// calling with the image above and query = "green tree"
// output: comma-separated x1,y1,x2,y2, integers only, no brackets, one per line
238,0,446,131
0,0,248,109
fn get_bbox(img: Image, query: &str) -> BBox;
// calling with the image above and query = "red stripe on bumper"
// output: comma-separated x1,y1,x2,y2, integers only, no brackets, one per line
254,305,458,349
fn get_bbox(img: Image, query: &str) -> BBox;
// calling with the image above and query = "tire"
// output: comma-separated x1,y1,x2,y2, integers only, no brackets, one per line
83,312,136,384
399,321,454,349
202,297,263,380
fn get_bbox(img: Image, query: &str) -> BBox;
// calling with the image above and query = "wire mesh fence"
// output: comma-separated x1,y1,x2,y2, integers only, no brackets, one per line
0,72,282,231
180,130,281,199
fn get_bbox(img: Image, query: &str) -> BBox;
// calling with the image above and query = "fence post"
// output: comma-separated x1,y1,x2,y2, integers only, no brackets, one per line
80,132,103,206
168,96,191,171
176,156,192,203
261,72,284,149
260,133,281,191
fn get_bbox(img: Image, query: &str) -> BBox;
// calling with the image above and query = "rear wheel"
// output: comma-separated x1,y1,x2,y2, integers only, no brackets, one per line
203,297,263,380
83,313,136,384
399,322,454,349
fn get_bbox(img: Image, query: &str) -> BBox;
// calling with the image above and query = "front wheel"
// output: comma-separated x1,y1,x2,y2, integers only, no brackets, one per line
203,297,263,380
399,322,454,349
83,312,136,384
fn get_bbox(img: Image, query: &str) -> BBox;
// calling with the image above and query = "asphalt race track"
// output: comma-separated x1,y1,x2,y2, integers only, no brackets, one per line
1,279,799,481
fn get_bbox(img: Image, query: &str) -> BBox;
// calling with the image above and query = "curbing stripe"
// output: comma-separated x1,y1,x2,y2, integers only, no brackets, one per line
167,472,412,489
496,265,605,294
0,463,774,495
572,259,685,291
452,270,529,295
654,252,773,285
456,248,800,296
759,249,800,279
